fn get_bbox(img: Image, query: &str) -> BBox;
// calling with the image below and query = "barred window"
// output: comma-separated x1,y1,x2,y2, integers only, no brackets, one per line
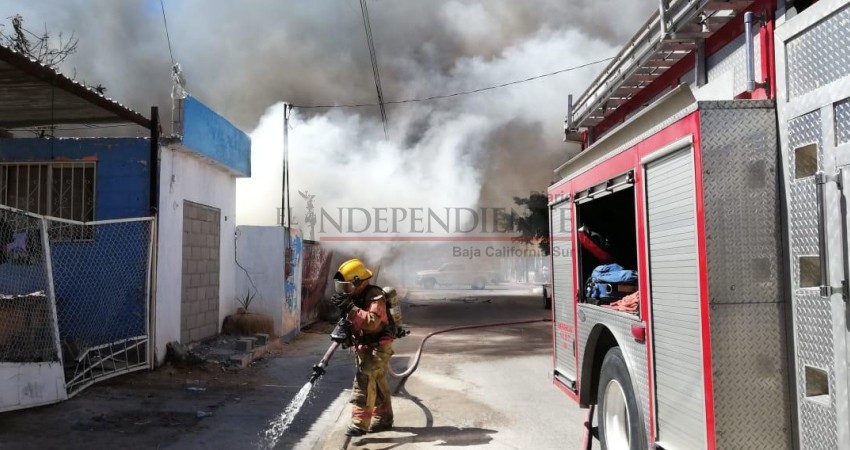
0,163,96,240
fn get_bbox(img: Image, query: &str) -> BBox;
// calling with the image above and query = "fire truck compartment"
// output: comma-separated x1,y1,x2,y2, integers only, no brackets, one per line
550,95,792,450
574,187,638,304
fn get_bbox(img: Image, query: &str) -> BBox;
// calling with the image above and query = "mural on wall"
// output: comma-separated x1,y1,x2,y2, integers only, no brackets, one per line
298,191,317,241
300,242,333,326
282,228,303,342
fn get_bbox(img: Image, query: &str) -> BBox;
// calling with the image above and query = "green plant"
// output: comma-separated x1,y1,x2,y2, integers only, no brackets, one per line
236,290,256,312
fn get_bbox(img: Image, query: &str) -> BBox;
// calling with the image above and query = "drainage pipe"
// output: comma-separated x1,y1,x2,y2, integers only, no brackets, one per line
745,11,758,92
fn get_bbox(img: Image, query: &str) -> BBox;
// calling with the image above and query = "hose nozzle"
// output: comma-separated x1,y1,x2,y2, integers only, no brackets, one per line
310,362,326,383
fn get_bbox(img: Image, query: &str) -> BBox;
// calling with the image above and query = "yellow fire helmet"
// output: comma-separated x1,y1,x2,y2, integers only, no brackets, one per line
334,258,373,293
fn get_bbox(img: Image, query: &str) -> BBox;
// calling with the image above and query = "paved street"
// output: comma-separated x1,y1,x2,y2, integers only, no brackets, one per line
0,286,594,450
300,286,593,450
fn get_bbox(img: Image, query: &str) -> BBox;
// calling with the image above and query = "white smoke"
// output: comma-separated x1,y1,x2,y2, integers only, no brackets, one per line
237,27,616,264
3,0,656,270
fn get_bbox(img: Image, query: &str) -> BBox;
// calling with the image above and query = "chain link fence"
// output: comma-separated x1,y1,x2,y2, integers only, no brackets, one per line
0,205,154,398
48,216,153,395
0,207,59,363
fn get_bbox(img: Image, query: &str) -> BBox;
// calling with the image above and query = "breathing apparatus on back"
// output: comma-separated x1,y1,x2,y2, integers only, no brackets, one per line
329,259,409,348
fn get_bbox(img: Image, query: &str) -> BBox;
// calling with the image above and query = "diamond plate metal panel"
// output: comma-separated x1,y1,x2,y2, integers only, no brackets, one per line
785,109,839,450
789,110,824,173
787,3,850,98
707,31,762,95
788,111,823,283
795,291,839,449
835,98,850,145
551,201,576,381
698,100,776,110
710,303,792,449
577,305,650,448
700,106,782,305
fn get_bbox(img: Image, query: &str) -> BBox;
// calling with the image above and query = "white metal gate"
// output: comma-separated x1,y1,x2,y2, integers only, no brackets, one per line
0,207,66,412
0,205,154,409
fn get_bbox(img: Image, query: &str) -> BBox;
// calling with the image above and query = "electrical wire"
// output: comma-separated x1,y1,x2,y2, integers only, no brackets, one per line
6,123,138,132
358,0,389,139
234,228,262,301
159,0,176,67
292,56,614,109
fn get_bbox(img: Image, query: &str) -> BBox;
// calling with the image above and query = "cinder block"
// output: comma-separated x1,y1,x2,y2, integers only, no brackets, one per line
254,333,269,346
235,338,254,352
190,328,204,342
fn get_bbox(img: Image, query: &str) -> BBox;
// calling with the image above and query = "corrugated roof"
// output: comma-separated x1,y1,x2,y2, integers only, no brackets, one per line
0,44,151,130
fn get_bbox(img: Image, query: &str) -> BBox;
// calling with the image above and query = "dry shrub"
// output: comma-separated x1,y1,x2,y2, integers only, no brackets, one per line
221,308,275,338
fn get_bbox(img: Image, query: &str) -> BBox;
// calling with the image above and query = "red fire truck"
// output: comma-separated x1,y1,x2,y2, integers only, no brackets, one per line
549,1,850,449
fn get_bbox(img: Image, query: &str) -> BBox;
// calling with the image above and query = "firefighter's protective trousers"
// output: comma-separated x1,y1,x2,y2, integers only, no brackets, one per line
351,343,394,430
346,285,395,431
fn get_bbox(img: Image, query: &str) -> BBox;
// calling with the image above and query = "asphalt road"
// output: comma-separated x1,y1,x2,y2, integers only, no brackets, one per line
295,286,595,450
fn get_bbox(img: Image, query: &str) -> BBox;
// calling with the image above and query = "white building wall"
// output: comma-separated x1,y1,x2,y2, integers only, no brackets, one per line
155,145,237,363
233,226,304,342
234,226,286,336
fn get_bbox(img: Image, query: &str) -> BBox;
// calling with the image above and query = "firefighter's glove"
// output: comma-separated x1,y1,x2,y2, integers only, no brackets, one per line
331,293,354,314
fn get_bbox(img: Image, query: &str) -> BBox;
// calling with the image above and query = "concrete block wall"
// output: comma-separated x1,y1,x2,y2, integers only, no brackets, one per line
180,201,221,343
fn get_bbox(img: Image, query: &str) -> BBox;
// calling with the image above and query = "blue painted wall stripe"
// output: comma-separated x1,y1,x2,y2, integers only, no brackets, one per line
182,96,251,177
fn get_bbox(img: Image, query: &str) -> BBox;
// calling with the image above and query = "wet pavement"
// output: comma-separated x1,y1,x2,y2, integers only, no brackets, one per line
0,285,595,449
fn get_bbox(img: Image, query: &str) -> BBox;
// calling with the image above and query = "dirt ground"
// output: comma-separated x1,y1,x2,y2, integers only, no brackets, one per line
0,323,349,450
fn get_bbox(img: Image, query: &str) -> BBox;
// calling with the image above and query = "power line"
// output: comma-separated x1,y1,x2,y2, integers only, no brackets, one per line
359,0,389,139
159,0,175,67
6,123,139,132
292,55,614,109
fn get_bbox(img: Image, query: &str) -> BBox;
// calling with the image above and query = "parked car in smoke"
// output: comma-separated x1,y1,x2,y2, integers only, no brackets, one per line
416,262,494,289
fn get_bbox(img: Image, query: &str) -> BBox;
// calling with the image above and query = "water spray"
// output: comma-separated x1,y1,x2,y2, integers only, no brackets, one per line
262,288,550,448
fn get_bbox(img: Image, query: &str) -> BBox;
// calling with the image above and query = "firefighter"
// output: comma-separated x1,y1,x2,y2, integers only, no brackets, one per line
330,258,395,436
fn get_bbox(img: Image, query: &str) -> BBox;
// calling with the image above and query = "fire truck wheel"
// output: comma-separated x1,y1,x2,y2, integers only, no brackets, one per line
597,347,645,450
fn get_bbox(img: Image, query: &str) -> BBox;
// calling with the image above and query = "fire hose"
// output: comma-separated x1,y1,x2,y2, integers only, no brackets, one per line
310,280,553,385
310,316,552,385
386,318,551,382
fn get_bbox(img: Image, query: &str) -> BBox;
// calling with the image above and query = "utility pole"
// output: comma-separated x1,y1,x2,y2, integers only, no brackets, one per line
282,103,292,227
282,103,292,280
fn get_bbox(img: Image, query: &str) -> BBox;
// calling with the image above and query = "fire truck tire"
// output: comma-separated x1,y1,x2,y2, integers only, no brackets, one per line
597,347,646,450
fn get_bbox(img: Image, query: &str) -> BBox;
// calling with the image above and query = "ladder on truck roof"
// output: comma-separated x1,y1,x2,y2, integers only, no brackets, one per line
568,0,755,132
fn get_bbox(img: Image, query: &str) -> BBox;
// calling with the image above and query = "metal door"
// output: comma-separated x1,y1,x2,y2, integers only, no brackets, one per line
551,199,577,386
644,146,707,450
776,2,850,448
